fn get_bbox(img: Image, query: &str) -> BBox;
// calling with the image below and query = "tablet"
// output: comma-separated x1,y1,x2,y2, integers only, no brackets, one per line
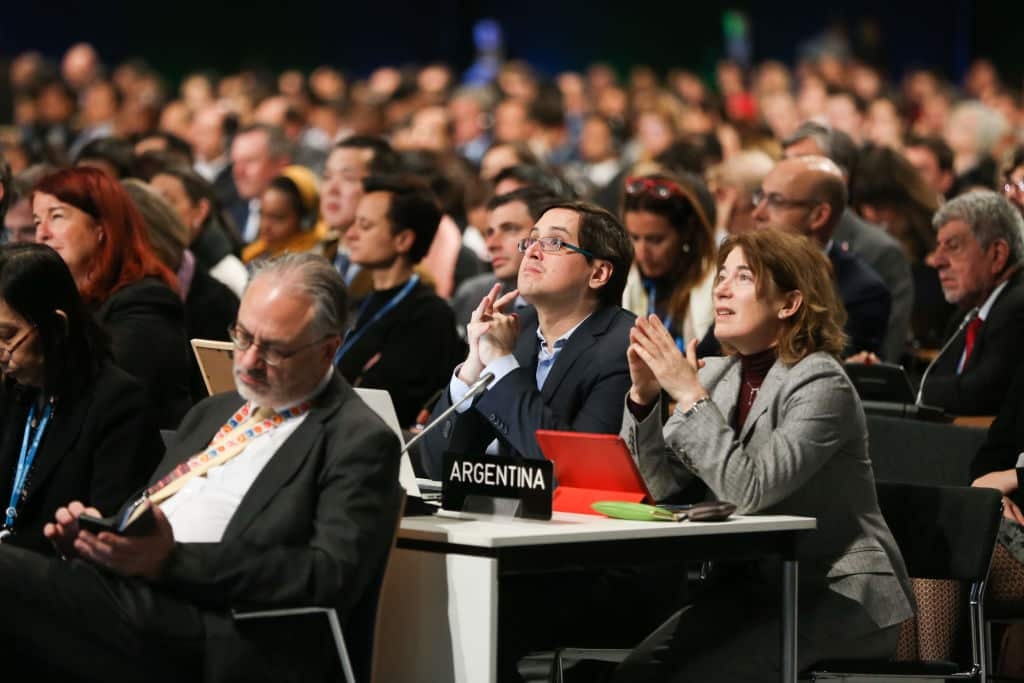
191,339,236,396
535,430,654,515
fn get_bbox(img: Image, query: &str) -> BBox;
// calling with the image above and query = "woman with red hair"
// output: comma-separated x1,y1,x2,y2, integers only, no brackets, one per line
32,166,191,429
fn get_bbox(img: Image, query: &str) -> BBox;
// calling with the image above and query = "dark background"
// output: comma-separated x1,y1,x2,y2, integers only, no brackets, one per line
0,1,1018,88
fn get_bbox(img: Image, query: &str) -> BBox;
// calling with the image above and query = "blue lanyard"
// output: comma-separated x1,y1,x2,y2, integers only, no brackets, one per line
335,274,419,364
5,401,53,529
644,279,686,352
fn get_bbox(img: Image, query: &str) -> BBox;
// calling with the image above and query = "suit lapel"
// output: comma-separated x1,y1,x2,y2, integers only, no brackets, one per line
221,376,345,540
21,397,88,503
513,311,540,369
539,307,613,402
710,359,741,428
739,360,787,443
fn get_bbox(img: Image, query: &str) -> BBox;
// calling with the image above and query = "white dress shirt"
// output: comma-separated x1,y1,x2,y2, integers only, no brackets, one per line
161,369,332,542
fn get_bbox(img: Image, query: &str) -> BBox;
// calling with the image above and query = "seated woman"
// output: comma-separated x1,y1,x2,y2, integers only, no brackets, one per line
123,179,239,402
148,165,248,298
33,166,191,429
620,172,718,354
0,243,163,555
242,165,327,264
970,361,1024,676
616,230,913,682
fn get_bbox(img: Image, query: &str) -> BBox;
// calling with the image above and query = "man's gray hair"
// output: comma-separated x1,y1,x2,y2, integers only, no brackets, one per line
248,253,348,336
237,122,291,160
933,190,1024,266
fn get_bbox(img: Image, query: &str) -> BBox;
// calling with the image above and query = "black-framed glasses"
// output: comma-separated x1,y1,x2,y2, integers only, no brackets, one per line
751,189,823,210
227,324,335,367
0,326,36,362
517,236,595,258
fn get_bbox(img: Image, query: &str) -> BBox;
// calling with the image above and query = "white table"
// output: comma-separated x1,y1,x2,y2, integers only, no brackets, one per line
374,510,815,683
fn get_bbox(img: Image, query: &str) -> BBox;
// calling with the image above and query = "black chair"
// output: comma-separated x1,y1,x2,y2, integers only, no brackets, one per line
866,415,987,486
232,488,406,683
811,482,1004,682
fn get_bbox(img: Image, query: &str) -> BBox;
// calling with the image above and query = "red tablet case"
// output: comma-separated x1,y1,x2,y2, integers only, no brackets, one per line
535,430,654,515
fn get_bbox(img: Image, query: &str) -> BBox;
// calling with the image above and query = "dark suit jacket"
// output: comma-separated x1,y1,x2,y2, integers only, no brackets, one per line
829,242,892,356
151,373,402,680
835,209,914,361
921,269,1024,415
421,305,635,478
971,361,1024,509
96,277,193,430
0,363,163,555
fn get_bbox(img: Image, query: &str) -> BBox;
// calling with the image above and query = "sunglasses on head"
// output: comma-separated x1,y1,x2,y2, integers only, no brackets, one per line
624,176,690,201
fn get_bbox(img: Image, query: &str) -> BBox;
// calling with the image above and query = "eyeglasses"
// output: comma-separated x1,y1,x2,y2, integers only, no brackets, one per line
624,176,688,201
1004,179,1024,195
0,326,36,362
517,236,595,258
751,189,823,210
227,324,335,366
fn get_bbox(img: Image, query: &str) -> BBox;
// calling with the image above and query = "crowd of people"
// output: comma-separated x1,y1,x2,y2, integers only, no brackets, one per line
0,39,1024,681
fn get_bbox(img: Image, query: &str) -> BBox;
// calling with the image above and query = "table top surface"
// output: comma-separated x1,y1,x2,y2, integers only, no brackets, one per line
399,510,816,548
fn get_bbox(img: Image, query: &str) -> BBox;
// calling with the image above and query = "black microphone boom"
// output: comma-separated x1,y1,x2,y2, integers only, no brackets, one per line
402,372,496,455
915,307,980,407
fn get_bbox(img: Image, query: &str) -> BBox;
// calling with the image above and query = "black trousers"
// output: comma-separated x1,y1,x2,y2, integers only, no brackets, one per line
609,580,901,683
0,544,204,683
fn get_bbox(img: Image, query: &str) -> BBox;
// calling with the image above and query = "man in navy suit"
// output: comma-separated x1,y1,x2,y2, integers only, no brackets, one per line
421,199,635,477
753,155,892,356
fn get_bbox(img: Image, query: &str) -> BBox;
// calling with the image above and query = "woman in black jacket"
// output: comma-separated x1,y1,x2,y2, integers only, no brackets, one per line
0,243,163,554
33,166,192,428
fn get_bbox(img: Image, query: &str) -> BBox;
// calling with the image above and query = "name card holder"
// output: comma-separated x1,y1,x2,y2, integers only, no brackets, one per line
441,452,553,520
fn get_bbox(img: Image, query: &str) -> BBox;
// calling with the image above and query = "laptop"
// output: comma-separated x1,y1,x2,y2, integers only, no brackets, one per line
535,430,654,515
191,339,236,396
353,388,422,499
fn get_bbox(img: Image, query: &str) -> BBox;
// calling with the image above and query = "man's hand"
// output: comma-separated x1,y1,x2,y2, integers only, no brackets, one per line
479,312,520,366
845,351,882,365
1004,496,1024,526
72,505,176,580
460,285,519,383
43,500,93,560
972,469,1019,496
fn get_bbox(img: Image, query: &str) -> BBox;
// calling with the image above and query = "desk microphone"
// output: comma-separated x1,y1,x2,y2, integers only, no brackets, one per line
915,306,980,407
402,372,496,455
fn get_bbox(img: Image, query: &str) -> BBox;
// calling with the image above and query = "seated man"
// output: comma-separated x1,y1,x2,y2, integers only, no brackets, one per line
337,174,465,427
753,155,892,357
450,186,558,335
919,191,1024,415
0,253,402,682
421,199,635,478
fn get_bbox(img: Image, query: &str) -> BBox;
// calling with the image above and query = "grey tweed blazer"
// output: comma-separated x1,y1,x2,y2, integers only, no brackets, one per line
621,351,915,629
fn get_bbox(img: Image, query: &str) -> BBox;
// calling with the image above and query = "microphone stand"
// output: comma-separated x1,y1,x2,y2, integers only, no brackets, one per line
916,307,980,407
401,372,495,515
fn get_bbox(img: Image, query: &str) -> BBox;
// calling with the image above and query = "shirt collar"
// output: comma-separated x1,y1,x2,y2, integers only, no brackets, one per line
535,314,591,353
978,280,1010,321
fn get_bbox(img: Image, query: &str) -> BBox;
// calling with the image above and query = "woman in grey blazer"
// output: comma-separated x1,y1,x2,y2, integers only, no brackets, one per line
614,230,914,682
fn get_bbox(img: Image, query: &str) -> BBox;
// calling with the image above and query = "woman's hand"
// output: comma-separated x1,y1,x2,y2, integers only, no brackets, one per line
630,315,707,408
627,338,659,406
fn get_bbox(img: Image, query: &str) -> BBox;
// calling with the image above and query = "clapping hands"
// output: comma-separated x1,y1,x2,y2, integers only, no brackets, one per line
628,315,707,408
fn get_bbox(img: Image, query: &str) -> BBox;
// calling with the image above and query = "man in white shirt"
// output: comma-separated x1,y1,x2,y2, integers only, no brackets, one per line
0,253,402,682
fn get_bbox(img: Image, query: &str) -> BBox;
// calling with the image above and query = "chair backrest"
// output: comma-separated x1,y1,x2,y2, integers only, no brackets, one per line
867,415,987,486
346,485,406,683
875,482,1003,582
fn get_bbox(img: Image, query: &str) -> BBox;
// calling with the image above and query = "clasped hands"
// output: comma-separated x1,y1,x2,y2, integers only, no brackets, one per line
628,314,708,410
43,500,175,580
459,283,521,384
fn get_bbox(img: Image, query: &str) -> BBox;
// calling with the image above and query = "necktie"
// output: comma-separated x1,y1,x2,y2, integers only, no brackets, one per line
962,317,983,368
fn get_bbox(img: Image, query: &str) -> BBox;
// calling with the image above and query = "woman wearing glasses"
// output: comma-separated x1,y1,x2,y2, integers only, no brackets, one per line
615,230,913,682
620,172,718,355
0,243,162,554
32,166,191,429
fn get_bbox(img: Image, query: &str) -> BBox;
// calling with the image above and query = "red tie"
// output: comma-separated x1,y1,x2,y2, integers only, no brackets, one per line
963,317,983,367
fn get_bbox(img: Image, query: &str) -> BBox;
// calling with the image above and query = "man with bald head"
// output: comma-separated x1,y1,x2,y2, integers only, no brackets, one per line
754,155,892,355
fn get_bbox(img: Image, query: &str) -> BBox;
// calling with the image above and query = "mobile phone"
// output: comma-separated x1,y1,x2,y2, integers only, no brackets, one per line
78,499,156,537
